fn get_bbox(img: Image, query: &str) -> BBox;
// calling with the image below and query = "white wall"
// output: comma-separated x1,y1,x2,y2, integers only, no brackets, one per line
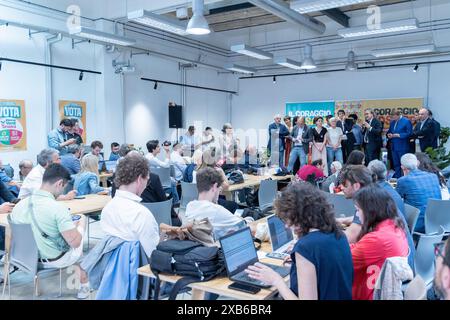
230,63,450,149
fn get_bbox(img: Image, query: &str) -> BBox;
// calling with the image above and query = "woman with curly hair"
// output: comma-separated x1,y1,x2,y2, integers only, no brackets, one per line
245,182,353,300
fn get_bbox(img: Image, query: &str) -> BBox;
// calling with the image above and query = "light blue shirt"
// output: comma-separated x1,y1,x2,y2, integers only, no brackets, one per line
47,128,68,155
180,134,198,147
73,172,105,196
60,154,81,175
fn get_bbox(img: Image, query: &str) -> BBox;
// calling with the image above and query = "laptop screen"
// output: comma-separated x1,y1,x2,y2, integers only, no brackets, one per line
267,215,293,251
220,228,258,275
104,161,117,172
98,161,105,172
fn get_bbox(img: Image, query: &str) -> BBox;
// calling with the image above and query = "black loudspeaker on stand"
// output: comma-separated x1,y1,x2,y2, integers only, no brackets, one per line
169,104,183,141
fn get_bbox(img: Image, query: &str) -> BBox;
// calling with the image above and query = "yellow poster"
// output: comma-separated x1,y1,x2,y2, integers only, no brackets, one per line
0,99,27,152
361,98,423,132
59,100,87,142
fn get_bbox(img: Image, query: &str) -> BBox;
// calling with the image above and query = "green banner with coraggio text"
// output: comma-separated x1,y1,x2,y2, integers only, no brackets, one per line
286,101,335,127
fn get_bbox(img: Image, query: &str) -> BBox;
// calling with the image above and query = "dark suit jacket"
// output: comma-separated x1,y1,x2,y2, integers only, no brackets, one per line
0,181,16,204
413,118,435,151
363,117,383,148
290,124,313,154
267,122,290,152
387,117,413,152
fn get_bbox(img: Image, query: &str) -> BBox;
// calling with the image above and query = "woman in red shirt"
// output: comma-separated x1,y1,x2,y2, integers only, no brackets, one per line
296,159,325,182
351,185,409,300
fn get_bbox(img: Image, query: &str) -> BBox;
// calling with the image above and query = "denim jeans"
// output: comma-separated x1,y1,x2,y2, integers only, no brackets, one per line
164,181,180,205
326,147,343,175
287,146,306,173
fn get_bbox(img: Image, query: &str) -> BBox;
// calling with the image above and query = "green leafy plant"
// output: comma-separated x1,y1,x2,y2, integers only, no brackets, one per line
426,126,450,169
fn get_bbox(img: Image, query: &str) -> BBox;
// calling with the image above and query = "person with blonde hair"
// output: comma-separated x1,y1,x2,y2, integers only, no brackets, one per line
73,154,108,196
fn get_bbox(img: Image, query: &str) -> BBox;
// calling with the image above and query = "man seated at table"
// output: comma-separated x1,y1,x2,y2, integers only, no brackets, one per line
10,163,90,299
60,144,82,175
19,148,77,201
0,159,20,196
19,159,34,182
185,167,253,238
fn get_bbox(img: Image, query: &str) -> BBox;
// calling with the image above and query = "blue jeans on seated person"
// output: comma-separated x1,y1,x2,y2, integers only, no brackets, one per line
164,181,180,205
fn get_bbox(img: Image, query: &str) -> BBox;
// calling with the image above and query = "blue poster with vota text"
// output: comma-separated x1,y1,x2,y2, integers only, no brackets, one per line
286,101,335,126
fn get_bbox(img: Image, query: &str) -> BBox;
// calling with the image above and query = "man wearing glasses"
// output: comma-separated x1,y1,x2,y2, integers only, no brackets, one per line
435,239,450,300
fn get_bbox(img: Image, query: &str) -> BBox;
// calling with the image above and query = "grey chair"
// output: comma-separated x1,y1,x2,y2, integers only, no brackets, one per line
142,200,173,226
424,199,450,235
325,193,355,218
151,167,172,190
2,220,63,299
404,204,420,234
414,226,444,287
404,275,427,300
258,179,278,211
180,182,198,209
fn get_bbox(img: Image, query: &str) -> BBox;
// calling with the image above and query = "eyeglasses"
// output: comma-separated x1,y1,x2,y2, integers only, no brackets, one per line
434,242,450,267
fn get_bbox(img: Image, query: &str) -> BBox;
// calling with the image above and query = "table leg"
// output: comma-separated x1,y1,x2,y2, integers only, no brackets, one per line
191,289,205,300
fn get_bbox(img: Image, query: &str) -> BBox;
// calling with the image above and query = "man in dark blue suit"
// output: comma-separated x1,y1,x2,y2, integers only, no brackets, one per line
413,108,436,152
387,110,413,178
267,114,290,167
362,109,383,165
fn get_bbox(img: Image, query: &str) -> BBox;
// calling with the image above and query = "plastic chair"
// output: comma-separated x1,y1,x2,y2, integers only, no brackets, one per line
258,179,278,211
424,199,450,235
180,182,198,209
325,193,355,218
404,204,420,234
414,226,444,287
404,275,427,300
151,167,172,190
142,200,173,226
2,221,63,299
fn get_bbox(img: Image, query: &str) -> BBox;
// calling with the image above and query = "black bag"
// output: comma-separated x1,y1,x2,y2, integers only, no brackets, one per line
149,239,226,300
227,170,244,184
241,206,273,221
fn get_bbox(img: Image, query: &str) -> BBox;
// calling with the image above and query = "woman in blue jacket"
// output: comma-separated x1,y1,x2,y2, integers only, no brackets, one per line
74,155,109,196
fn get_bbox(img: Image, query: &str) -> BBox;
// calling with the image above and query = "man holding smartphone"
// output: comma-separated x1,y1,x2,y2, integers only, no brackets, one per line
361,109,383,165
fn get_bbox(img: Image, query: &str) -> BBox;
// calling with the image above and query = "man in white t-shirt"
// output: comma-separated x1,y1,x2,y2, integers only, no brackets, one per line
101,153,159,258
185,167,251,236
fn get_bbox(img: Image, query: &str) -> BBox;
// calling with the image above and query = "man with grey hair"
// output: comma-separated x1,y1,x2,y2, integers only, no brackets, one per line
18,159,34,182
19,148,77,200
268,114,290,167
396,153,441,233
60,144,82,175
321,161,342,192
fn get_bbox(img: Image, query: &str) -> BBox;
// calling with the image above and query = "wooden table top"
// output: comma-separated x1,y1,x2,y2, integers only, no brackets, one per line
137,241,289,300
227,174,293,192
0,194,111,227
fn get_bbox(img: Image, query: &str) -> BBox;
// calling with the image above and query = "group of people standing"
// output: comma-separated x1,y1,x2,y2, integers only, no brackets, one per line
268,107,441,179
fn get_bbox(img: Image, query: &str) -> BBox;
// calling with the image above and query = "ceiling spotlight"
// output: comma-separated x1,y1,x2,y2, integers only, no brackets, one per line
154,81,158,90
79,71,84,81
186,0,211,35
413,64,419,72
301,44,317,70
345,50,358,71
273,76,277,83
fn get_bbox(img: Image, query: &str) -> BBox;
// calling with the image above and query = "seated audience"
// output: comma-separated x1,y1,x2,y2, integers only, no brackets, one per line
246,182,353,300
396,153,441,233
0,160,20,195
145,140,179,205
185,167,250,233
60,144,82,175
47,119,76,155
351,186,409,300
19,159,34,182
19,148,76,200
101,153,159,258
73,154,108,196
321,161,343,192
346,150,365,165
88,141,104,162
10,164,89,299
416,152,450,200
296,159,325,183
434,238,450,300
109,142,121,162
170,143,187,182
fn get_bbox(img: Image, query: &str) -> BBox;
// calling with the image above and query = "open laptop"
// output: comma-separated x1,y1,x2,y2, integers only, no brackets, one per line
98,161,106,172
266,215,295,260
104,160,117,173
219,227,290,288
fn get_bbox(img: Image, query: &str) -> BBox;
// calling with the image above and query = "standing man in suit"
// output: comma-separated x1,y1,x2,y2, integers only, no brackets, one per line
362,108,383,165
287,116,313,173
387,110,413,178
413,108,436,152
429,110,441,149
268,114,290,167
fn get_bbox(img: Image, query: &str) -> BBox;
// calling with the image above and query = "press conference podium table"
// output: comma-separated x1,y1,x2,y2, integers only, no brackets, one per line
137,241,290,300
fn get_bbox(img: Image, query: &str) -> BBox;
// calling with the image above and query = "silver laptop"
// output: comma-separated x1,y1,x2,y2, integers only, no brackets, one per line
266,215,295,260
219,227,290,288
